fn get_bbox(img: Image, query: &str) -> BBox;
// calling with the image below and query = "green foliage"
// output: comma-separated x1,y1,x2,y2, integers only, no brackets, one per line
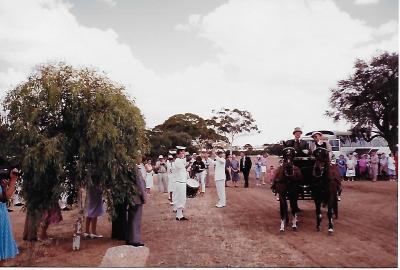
326,52,398,153
2,63,148,219
208,108,260,147
148,113,226,158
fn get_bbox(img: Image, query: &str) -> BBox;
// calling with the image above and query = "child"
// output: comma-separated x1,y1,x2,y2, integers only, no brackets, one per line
267,165,276,185
255,155,262,186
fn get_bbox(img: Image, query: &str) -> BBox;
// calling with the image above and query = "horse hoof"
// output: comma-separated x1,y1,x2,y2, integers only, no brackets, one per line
292,226,297,231
328,228,334,234
280,229,285,233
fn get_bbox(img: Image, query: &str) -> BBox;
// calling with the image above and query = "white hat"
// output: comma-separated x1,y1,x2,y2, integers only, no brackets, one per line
168,155,173,159
257,154,261,158
311,131,322,137
169,150,177,154
176,146,186,150
201,149,207,152
158,155,164,159
186,152,190,156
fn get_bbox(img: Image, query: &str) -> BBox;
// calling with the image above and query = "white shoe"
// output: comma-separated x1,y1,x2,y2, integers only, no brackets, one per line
90,234,103,239
83,233,90,238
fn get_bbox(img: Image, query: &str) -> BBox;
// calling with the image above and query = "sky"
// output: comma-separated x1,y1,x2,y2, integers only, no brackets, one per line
0,0,398,146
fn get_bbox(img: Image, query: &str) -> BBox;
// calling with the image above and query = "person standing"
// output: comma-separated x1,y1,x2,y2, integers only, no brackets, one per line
155,155,168,193
192,156,205,195
345,154,356,181
172,146,189,221
201,150,212,189
336,154,347,181
379,153,388,180
225,153,232,187
0,169,19,265
267,165,276,185
126,163,147,247
144,159,154,194
166,154,175,202
239,152,252,188
370,151,379,182
254,155,263,186
260,153,268,185
387,153,397,181
84,171,104,239
358,154,368,179
230,154,240,187
212,150,227,208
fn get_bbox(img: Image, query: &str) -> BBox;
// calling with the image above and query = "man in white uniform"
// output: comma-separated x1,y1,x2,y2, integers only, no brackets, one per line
172,146,189,221
212,149,227,208
200,149,212,194
166,154,175,203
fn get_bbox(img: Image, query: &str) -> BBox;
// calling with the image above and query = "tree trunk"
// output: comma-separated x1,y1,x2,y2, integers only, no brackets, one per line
22,211,39,241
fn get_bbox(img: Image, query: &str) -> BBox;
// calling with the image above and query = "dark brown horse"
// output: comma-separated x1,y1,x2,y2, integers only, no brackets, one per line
272,147,303,232
311,147,342,234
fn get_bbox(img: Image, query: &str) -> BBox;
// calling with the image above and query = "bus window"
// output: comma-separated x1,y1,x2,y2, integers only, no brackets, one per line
329,139,340,151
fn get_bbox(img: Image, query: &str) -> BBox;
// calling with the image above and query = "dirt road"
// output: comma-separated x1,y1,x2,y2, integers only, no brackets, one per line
5,175,398,267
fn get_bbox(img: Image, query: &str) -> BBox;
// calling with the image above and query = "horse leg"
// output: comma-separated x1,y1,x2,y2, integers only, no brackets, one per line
314,198,322,231
333,196,339,219
279,194,287,232
328,205,334,233
289,194,298,231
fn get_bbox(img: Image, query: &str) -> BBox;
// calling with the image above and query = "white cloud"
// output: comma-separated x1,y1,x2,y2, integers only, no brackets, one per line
97,0,116,7
0,0,397,146
354,0,380,5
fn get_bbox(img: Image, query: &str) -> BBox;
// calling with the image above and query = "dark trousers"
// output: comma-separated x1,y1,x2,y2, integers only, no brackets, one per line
111,203,127,240
243,171,250,188
127,204,143,244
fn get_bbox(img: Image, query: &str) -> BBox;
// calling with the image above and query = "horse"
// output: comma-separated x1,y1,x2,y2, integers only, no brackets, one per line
311,147,342,234
272,147,303,232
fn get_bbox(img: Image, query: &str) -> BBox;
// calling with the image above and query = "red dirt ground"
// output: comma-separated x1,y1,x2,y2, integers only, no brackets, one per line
3,158,398,267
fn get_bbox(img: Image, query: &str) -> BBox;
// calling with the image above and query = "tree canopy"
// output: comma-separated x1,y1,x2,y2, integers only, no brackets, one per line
326,52,398,153
2,63,147,239
208,108,259,147
148,113,227,157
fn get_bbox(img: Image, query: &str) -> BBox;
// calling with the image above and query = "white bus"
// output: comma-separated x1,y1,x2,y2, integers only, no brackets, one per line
302,130,391,158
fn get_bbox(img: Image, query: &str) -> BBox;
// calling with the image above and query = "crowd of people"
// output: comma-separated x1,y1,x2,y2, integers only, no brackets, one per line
135,147,277,224
335,151,397,181
0,126,397,264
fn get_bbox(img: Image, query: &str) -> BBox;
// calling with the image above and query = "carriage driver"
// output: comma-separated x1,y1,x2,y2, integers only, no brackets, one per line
285,127,310,157
310,131,333,159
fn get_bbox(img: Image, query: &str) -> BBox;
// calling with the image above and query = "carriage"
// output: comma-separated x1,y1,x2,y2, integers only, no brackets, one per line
292,156,315,200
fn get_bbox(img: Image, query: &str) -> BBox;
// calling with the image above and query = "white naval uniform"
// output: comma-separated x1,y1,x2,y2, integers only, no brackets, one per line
167,160,174,193
201,158,212,192
213,156,226,207
172,157,187,218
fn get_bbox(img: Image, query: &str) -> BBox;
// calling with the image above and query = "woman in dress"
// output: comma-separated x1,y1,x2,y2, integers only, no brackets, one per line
358,154,368,179
346,154,356,181
84,184,104,239
0,169,19,265
230,155,240,187
144,159,154,194
336,154,347,181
